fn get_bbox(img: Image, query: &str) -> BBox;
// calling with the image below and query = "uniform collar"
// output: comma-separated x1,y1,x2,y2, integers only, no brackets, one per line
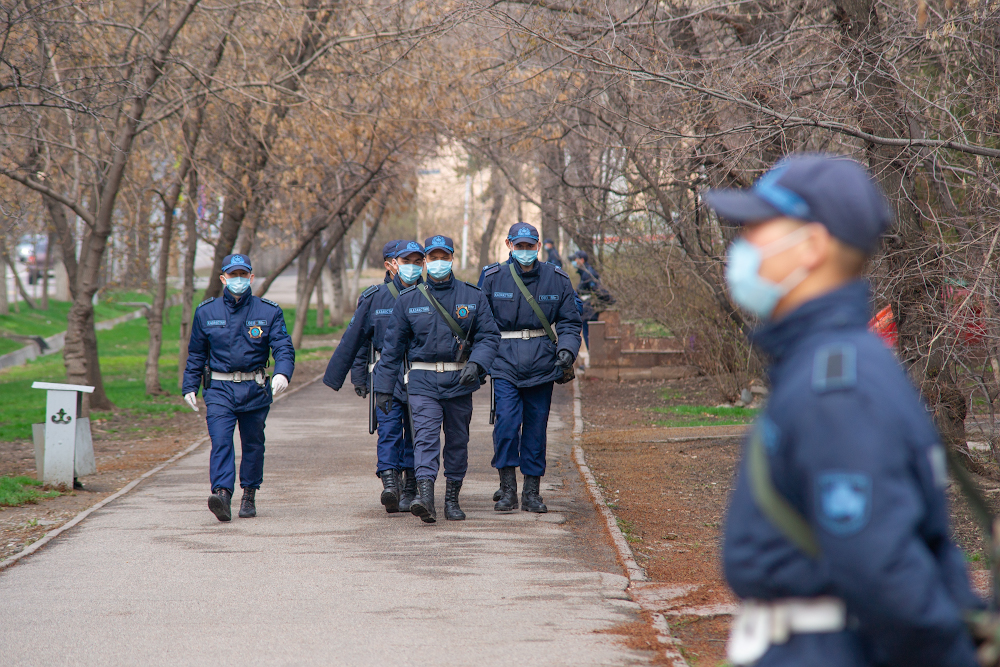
509,255,539,277
750,280,873,362
223,288,251,310
427,274,454,290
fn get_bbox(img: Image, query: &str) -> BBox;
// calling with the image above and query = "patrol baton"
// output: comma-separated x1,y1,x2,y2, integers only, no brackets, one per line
489,376,496,425
368,345,378,435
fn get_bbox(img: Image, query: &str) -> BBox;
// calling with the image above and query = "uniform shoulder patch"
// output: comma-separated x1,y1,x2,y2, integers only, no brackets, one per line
196,297,215,309
815,471,872,536
482,262,500,277
399,285,418,295
812,343,857,393
554,267,571,279
463,281,482,291
260,298,280,308
361,285,380,299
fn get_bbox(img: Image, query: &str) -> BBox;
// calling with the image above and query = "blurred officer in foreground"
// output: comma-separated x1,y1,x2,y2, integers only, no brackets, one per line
479,223,581,512
706,155,981,667
569,250,613,347
375,235,500,523
543,238,563,268
183,254,294,522
323,240,425,513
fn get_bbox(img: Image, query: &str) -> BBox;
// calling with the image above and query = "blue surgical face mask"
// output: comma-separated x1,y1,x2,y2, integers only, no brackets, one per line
398,263,422,284
724,228,811,319
426,260,453,279
512,249,538,266
225,276,251,295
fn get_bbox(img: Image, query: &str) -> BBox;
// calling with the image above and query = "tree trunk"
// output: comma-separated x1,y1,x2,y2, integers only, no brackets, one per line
314,236,325,328
3,250,36,309
144,192,177,396
41,231,53,309
178,170,199,388
0,241,7,315
478,168,506,266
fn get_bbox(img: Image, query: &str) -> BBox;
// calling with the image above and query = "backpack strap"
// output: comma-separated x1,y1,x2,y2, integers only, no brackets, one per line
387,282,400,299
508,263,557,344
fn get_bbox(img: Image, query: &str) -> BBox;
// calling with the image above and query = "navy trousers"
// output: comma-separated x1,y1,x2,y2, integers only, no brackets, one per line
408,393,473,482
375,400,414,475
491,379,553,476
206,403,269,492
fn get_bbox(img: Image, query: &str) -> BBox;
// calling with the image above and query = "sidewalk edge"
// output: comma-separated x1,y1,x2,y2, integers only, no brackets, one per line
0,372,324,572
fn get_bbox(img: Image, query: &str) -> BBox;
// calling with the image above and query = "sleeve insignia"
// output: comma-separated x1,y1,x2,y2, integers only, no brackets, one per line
812,343,857,393
816,472,872,536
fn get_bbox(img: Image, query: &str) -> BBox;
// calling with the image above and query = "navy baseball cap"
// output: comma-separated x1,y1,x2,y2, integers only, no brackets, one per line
424,235,454,253
507,222,539,243
221,253,252,273
570,250,588,261
703,154,893,254
543,238,554,245
382,240,401,260
395,240,425,259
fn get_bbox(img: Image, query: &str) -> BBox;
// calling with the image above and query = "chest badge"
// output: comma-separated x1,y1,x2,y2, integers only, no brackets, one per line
455,305,470,319
248,326,263,339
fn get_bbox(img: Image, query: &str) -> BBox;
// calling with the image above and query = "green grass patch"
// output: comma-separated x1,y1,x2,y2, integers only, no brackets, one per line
0,475,61,506
651,404,759,428
633,319,673,338
282,307,346,339
0,295,339,442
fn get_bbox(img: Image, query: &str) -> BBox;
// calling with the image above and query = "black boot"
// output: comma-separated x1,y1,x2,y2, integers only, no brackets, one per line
398,469,417,513
521,475,548,513
444,479,466,521
208,487,232,522
380,469,400,513
410,479,436,523
492,468,503,502
494,466,518,512
238,487,257,518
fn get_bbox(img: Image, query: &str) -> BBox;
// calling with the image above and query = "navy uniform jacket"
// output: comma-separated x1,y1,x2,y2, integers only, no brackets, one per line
374,275,500,400
183,289,295,411
322,273,418,403
724,281,980,667
545,247,563,269
477,257,582,387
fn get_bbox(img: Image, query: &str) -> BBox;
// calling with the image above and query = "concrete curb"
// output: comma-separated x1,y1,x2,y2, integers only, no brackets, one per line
0,372,324,573
571,377,689,667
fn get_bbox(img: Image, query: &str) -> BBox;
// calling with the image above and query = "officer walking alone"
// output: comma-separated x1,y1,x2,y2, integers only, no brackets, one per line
374,235,500,523
183,254,295,522
479,223,581,513
323,240,425,513
705,155,982,666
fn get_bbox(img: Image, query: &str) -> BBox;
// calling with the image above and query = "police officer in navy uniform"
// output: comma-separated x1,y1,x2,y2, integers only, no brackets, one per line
323,240,425,513
569,250,613,347
704,155,981,666
183,254,295,522
543,238,563,268
478,222,581,513
374,235,500,523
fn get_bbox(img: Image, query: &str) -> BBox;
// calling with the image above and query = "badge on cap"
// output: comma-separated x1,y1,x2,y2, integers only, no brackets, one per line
407,242,420,251
433,236,445,246
232,255,245,265
518,227,531,236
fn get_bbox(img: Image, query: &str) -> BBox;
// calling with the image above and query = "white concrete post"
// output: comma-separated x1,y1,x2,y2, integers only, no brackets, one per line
31,382,95,487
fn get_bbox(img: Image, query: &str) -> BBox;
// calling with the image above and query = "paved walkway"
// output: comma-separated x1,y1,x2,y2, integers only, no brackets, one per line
0,381,648,666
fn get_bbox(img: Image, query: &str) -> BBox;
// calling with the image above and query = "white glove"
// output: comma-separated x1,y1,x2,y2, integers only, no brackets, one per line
272,374,288,397
184,392,199,412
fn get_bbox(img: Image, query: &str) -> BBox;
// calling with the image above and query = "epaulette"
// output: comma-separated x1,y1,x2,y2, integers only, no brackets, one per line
554,267,571,279
463,281,482,291
812,343,857,393
482,262,501,277
361,285,380,299
399,285,418,295
261,298,280,308
196,297,215,308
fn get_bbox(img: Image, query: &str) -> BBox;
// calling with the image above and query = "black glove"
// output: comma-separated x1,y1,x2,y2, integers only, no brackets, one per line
459,362,481,386
555,350,575,369
354,384,368,398
375,392,393,414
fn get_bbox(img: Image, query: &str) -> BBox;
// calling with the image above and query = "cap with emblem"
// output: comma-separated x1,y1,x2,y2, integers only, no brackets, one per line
383,240,402,260
395,240,425,259
423,235,454,253
543,238,554,245
703,154,893,254
507,222,539,243
570,250,588,261
221,253,252,273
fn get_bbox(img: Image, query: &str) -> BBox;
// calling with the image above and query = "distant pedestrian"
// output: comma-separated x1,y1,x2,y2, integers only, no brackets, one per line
705,155,982,666
543,238,563,268
569,250,613,347
183,254,294,522
375,235,500,523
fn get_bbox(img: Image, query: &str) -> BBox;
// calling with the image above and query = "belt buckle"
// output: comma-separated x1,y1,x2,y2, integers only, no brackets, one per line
435,361,444,372
233,373,241,383
521,330,530,340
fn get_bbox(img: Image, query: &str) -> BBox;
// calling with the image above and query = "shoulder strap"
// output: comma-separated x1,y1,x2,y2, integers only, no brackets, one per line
748,428,821,558
416,283,466,339
387,282,400,299
508,263,557,343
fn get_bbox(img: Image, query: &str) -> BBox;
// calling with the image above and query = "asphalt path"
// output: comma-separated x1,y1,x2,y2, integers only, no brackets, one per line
0,380,649,666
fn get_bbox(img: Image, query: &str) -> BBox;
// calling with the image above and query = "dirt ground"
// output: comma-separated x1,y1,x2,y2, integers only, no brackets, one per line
0,359,328,563
579,374,998,667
